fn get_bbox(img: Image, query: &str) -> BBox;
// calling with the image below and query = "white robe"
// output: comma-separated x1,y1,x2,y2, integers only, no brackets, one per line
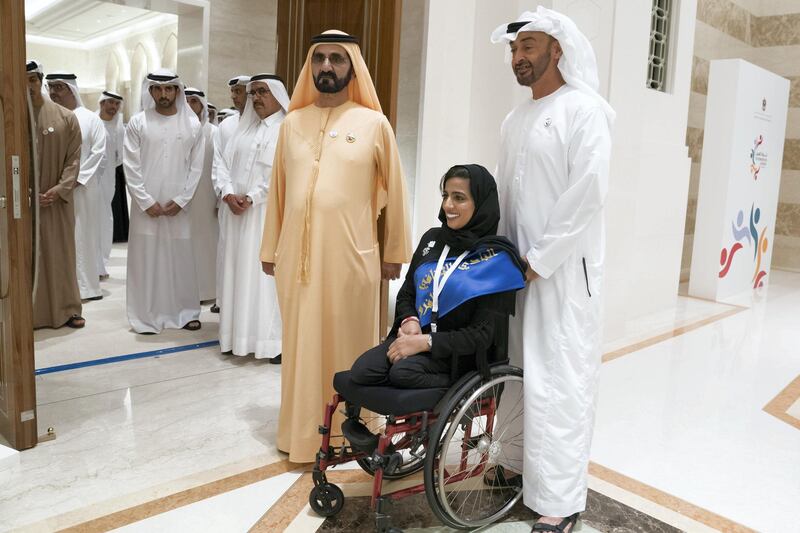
190,121,219,302
496,85,612,517
216,111,283,357
72,106,106,299
123,110,205,333
99,116,123,276
211,113,240,307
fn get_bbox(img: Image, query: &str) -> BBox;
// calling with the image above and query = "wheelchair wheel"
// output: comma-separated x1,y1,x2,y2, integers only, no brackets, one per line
423,365,525,529
309,482,345,517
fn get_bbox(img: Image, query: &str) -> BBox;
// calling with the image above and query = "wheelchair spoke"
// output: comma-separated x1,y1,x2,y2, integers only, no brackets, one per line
433,373,525,528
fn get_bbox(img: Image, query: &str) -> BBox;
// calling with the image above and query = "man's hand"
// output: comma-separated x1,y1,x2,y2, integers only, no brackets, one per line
145,202,164,217
521,256,540,284
39,188,58,207
224,194,249,215
163,200,182,216
387,333,429,364
261,262,275,276
381,262,401,280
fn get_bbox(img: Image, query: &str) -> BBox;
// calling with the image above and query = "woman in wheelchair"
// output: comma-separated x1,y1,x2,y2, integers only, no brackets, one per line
350,163,526,390
308,164,528,531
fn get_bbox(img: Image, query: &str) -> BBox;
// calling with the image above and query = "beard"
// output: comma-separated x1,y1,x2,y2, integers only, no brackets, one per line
514,51,551,87
313,67,353,94
156,97,174,108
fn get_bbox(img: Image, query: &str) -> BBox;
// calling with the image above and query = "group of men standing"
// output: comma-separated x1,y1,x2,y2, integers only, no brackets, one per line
25,6,611,530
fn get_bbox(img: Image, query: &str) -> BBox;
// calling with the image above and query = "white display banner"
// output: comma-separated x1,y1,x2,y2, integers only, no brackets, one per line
689,59,789,304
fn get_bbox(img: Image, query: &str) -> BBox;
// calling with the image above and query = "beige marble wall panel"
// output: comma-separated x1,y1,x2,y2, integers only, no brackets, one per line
751,14,800,47
776,202,800,236
696,0,752,44
786,108,800,139
692,56,710,94
789,77,800,107
753,0,800,17
688,92,707,129
783,139,800,171
689,162,702,199
771,234,800,269
742,45,800,77
685,197,698,235
693,21,753,61
207,0,278,108
779,170,800,204
687,127,705,164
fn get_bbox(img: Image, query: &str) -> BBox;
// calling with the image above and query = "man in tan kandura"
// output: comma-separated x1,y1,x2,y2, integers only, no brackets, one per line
26,60,85,329
261,30,411,462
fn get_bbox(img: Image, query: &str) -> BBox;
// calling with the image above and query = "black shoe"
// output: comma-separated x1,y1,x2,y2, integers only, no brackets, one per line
210,304,220,313
85,295,103,301
269,353,282,364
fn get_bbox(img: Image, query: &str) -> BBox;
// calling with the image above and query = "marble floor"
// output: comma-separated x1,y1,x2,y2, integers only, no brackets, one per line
1,244,798,532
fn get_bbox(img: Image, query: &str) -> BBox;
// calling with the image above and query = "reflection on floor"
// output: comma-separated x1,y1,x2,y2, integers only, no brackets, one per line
0,243,797,532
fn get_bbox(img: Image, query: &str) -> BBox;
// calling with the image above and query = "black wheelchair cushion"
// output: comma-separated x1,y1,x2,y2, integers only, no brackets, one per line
333,371,448,415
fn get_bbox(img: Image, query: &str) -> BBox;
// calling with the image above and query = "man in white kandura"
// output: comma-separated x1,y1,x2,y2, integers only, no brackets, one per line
216,74,288,359
209,74,250,314
123,70,205,334
490,8,614,533
46,72,107,301
185,87,219,305
97,90,124,279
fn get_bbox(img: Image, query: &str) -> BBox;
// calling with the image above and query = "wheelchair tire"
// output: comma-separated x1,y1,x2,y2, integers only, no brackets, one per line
308,482,345,517
423,365,525,529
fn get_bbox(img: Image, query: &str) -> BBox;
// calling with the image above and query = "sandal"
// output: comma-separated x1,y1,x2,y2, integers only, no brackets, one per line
183,320,201,331
483,465,522,489
65,315,85,328
532,513,579,532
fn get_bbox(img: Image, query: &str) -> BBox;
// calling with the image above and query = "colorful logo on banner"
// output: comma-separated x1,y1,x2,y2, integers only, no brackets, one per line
750,135,764,180
719,203,769,288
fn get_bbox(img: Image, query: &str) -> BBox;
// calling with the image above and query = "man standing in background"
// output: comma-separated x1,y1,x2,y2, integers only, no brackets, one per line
185,87,219,305
46,72,106,301
123,70,205,334
97,90,124,279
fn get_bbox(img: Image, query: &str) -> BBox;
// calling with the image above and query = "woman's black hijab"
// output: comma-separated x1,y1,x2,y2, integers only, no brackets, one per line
432,164,526,274
437,164,500,253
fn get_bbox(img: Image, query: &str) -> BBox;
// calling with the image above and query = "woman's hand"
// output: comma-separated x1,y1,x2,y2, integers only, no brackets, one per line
387,334,429,363
398,319,422,337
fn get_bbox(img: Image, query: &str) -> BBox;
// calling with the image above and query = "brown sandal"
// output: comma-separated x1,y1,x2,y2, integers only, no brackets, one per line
65,315,85,328
183,320,201,331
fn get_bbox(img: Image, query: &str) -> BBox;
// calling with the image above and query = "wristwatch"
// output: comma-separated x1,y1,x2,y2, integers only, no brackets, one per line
426,334,433,350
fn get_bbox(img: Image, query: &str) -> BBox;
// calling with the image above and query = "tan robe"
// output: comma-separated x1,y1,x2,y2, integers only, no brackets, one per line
261,101,411,462
32,100,83,328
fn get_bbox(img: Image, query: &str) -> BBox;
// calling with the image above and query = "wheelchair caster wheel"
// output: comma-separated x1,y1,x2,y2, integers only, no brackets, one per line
309,482,345,517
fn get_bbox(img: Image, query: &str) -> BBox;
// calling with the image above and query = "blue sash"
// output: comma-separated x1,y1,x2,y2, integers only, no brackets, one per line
413,248,525,327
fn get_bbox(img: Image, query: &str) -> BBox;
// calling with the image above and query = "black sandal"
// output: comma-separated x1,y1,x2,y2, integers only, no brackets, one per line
532,513,579,532
483,465,522,489
65,315,85,328
183,320,201,331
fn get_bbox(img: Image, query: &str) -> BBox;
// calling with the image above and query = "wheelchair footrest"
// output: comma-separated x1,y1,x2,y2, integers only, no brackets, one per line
341,417,379,453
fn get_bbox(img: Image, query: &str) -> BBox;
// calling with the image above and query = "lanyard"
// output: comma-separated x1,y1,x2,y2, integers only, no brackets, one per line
431,245,469,332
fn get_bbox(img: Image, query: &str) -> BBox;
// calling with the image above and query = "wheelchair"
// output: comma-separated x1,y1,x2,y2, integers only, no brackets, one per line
308,356,525,532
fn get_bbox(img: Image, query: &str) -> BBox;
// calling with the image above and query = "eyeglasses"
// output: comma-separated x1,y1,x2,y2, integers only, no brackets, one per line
311,53,350,67
48,83,69,93
248,87,271,98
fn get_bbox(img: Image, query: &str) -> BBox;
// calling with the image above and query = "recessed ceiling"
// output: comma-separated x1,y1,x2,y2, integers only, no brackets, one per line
26,0,167,43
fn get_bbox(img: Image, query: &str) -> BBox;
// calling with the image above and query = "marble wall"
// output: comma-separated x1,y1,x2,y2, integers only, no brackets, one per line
206,0,277,110
682,0,800,276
